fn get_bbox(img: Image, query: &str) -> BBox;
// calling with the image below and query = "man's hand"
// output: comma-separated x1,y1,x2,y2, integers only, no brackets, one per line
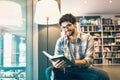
50,59,67,68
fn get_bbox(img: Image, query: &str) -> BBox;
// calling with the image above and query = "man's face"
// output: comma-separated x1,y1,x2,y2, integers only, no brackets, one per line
61,21,76,37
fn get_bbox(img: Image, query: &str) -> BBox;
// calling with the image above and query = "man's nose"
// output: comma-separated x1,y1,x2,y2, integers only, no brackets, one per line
64,28,68,31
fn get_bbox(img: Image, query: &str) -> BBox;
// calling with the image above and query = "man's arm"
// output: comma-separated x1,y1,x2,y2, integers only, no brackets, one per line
50,38,67,68
75,35,94,66
75,59,87,65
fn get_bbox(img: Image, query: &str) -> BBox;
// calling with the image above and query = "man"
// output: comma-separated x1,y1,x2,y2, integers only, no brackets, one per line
45,13,109,80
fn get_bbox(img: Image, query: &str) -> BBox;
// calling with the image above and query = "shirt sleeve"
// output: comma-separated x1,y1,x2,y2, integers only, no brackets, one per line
84,35,94,66
54,38,63,55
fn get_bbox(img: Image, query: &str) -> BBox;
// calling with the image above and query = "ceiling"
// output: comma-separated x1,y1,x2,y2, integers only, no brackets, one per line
61,0,120,16
1,0,120,37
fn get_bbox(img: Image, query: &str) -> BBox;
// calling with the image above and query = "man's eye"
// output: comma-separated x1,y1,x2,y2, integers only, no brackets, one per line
67,24,72,26
62,24,72,29
62,26,66,28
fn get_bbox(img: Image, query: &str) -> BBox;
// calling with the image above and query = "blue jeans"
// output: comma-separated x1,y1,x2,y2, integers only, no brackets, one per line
45,66,109,80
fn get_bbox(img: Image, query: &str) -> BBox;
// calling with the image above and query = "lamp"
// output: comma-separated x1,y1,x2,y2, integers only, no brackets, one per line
34,0,60,52
34,0,60,25
0,1,22,26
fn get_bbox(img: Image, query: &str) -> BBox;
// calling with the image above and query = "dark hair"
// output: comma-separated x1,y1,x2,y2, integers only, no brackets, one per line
59,13,76,25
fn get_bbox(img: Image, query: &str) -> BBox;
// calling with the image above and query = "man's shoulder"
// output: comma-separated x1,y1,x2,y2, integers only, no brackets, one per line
80,32,91,36
79,32,91,37
56,37,64,43
79,32,93,40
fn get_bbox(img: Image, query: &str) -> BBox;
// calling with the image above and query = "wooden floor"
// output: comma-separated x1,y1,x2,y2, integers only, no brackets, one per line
94,65,120,80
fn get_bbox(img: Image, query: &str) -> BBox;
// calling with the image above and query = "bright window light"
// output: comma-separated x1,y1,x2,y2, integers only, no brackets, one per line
3,33,13,66
0,1,23,26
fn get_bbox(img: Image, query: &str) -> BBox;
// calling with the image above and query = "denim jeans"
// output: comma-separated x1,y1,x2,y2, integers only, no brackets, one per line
45,66,109,80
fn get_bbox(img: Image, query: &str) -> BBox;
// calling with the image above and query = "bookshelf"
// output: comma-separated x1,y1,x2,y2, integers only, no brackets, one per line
78,16,120,65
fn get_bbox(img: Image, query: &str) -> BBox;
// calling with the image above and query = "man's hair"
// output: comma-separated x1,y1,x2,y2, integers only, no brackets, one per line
59,13,76,26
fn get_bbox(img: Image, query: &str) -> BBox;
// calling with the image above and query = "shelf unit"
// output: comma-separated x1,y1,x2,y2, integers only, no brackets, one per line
78,16,120,65
102,18,120,65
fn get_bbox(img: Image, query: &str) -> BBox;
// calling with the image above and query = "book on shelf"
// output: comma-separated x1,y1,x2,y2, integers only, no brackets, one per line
42,51,75,65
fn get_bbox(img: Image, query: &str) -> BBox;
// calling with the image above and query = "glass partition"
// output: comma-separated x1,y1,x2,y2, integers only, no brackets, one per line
0,0,27,80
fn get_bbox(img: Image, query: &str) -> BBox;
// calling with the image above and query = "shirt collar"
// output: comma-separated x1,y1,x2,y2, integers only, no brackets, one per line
64,32,82,46
76,32,82,44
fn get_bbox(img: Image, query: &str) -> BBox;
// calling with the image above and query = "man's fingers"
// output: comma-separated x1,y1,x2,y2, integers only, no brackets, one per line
54,60,66,68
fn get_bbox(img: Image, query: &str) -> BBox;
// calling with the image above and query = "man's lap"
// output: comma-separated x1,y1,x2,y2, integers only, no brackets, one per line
46,66,109,80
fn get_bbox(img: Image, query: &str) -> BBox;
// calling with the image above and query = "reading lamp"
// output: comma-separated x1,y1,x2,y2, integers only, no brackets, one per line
34,0,60,53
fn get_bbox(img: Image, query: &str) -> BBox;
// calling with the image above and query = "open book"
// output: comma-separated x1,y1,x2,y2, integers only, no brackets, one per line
42,51,74,66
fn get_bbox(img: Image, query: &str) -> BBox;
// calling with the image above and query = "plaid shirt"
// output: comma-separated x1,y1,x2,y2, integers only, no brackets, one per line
54,32,94,67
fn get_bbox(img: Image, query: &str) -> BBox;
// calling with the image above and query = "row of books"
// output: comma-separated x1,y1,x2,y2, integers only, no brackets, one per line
103,26,113,31
93,59,102,64
93,53,102,58
116,25,120,30
95,46,120,52
102,18,120,25
94,58,120,64
79,18,101,25
93,52,120,58
81,26,120,33
81,26,102,32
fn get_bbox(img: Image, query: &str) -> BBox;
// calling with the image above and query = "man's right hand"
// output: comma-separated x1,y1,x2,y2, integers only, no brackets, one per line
50,59,67,68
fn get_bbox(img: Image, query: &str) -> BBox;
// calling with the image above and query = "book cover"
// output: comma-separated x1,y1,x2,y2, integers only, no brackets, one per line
42,51,74,65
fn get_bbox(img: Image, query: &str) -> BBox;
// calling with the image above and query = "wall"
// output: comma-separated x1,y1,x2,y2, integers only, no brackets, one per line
38,24,61,80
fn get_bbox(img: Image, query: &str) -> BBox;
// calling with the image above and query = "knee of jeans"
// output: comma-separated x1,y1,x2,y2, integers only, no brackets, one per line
45,66,54,75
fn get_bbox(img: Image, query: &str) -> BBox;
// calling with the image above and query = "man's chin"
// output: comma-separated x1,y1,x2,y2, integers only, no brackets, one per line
66,33,72,37
67,34,73,37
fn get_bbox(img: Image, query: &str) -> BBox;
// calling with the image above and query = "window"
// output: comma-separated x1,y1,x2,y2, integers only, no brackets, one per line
0,0,27,80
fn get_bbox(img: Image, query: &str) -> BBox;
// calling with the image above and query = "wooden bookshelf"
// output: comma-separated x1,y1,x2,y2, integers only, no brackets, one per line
77,16,120,65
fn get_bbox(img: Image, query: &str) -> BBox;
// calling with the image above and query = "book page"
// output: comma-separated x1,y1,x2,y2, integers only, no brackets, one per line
43,51,64,59
43,51,74,65
42,51,53,58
